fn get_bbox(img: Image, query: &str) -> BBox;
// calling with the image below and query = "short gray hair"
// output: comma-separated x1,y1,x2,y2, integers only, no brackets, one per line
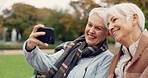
89,8,108,18
89,8,108,28
106,3,145,31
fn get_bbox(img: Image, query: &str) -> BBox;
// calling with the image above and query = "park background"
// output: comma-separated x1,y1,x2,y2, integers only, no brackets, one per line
0,0,148,78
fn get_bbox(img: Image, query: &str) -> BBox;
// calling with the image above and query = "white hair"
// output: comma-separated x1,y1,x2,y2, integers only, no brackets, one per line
89,7,108,28
106,3,145,31
89,8,108,18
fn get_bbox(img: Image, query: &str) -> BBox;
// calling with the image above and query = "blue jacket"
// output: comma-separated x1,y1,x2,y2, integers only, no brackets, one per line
23,42,113,78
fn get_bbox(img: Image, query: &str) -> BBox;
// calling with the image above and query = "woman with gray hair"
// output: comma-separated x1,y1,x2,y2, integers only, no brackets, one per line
23,7,113,78
106,3,148,78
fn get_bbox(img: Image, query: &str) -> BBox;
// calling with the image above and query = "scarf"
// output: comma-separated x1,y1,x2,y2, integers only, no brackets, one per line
46,35,108,78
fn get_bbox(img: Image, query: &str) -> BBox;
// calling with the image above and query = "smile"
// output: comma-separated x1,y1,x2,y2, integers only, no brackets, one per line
87,34,97,39
112,28,120,36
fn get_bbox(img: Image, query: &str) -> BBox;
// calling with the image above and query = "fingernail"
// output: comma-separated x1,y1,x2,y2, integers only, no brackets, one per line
45,43,48,46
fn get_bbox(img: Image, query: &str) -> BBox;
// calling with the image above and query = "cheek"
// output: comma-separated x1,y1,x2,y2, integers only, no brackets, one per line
95,33,106,44
85,26,89,33
121,23,133,33
96,32,106,39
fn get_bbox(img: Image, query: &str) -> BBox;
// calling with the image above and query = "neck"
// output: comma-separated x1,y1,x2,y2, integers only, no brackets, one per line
120,28,142,48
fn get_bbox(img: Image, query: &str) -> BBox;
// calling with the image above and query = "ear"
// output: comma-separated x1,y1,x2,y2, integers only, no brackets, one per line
132,14,138,26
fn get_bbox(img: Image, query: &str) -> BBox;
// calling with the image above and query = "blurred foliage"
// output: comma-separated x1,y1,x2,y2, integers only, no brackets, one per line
70,0,101,34
0,41,23,50
0,41,62,50
144,9,148,29
0,0,147,44
107,37,115,44
0,0,101,42
2,3,38,40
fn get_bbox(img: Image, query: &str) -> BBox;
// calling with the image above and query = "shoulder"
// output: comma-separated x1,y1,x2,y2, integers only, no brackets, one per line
139,30,148,48
94,50,114,61
92,50,114,67
100,50,114,62
103,50,114,57
142,29,148,38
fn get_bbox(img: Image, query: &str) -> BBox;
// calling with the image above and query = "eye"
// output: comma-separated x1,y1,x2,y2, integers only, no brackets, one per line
112,18,118,23
95,26,103,31
107,23,109,27
87,23,92,27
95,27,101,30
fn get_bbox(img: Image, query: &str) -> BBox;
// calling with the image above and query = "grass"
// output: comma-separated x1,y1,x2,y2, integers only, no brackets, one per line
0,55,34,78
0,43,119,78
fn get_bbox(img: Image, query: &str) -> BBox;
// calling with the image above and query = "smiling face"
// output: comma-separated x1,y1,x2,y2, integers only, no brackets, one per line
107,15,133,43
85,13,108,46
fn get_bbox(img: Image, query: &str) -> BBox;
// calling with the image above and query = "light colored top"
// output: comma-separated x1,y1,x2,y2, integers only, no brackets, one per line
23,42,113,78
115,40,139,78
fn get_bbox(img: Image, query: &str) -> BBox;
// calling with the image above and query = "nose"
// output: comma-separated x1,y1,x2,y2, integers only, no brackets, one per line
89,27,95,33
108,23,114,30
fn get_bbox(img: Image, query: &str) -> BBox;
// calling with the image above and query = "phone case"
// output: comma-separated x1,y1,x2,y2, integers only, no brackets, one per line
37,27,55,44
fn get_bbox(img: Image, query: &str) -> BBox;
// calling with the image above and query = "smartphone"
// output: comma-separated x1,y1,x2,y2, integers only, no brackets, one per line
37,27,55,44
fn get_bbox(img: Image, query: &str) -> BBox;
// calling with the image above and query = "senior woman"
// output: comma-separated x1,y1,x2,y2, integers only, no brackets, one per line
106,3,148,78
23,7,113,78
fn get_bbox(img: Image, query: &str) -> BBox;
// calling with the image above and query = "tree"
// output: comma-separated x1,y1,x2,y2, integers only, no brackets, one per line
0,15,8,41
1,3,39,41
60,13,80,40
0,1,105,42
1,3,53,41
47,9,68,41
70,0,101,35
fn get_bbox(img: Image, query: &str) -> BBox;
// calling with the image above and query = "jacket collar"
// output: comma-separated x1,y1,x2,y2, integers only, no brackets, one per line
108,30,148,78
108,47,122,77
130,30,148,64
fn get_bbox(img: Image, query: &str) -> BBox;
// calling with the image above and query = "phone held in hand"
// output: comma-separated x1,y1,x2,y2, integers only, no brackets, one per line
37,27,55,44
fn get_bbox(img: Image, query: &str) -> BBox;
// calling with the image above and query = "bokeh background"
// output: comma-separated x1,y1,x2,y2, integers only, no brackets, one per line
0,0,147,78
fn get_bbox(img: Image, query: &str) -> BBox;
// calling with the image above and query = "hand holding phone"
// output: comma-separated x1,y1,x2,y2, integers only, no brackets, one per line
37,27,55,44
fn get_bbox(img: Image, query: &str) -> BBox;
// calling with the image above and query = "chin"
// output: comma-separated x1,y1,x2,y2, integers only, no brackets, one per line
88,41,97,46
114,37,121,42
86,41,93,46
87,43,94,46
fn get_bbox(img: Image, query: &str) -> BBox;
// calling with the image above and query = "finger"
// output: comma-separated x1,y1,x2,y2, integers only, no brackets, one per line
29,34,34,38
32,24,45,33
33,39,48,47
34,32,46,37
31,36,49,46
27,38,39,49
28,37,46,47
44,43,49,47
29,32,46,38
39,43,49,47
